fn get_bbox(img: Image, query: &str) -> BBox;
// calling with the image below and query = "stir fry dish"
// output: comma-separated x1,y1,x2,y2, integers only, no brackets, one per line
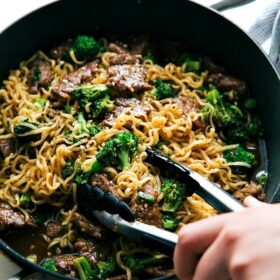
0,34,267,279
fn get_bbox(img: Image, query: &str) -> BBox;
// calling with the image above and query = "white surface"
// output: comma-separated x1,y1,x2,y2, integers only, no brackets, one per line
0,0,268,279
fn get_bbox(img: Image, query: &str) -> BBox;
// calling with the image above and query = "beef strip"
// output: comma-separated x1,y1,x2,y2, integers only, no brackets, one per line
140,184,159,200
46,221,66,239
28,59,54,94
54,255,76,276
109,53,143,65
0,138,16,158
74,238,97,265
176,95,204,129
106,65,152,93
52,61,98,99
102,97,151,128
206,73,248,97
0,201,34,231
200,56,225,74
91,173,121,199
130,192,162,228
233,183,265,203
71,212,106,239
176,95,200,115
50,39,72,60
108,42,128,54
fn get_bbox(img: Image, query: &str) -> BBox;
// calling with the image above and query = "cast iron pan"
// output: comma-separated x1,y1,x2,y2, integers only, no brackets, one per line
0,0,280,279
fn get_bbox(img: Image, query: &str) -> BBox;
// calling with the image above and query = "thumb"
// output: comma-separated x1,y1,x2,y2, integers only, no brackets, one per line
244,196,266,207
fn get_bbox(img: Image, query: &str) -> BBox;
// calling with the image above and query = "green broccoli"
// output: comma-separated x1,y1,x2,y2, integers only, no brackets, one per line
71,35,102,61
91,132,140,173
62,159,75,179
31,65,41,84
223,145,256,174
20,192,32,208
13,119,40,142
151,80,177,100
96,259,116,279
41,258,57,272
177,52,201,72
74,256,97,280
123,254,167,274
162,215,179,231
143,53,155,63
77,112,102,136
34,98,45,107
201,88,262,144
73,168,91,184
160,179,187,212
256,171,268,186
137,191,155,204
73,84,114,119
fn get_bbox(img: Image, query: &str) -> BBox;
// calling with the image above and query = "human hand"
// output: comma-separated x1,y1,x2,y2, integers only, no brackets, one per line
174,197,280,280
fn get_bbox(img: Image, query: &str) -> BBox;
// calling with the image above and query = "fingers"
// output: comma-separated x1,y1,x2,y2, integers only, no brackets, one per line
174,213,235,280
244,196,266,207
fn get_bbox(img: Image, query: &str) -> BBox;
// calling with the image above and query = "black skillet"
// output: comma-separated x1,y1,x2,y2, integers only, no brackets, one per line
0,0,280,279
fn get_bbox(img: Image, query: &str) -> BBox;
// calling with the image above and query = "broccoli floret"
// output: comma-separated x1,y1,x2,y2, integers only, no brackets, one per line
201,88,262,144
20,192,32,208
247,114,262,137
143,54,155,63
77,112,102,137
31,65,41,84
151,80,177,100
62,159,75,179
13,119,40,142
34,98,45,107
41,258,57,272
73,84,113,119
123,254,167,274
64,105,72,114
71,35,102,61
177,52,201,72
91,132,140,173
96,259,116,279
74,256,97,280
73,168,91,184
160,179,187,212
162,215,179,231
223,145,256,174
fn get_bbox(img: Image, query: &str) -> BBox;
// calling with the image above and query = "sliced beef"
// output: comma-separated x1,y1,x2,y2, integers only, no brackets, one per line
28,59,54,94
71,212,105,239
109,53,143,65
130,192,162,227
46,221,66,239
206,73,248,97
0,138,16,158
54,255,76,275
102,98,151,128
200,56,225,74
74,238,97,265
108,42,128,54
0,201,34,231
52,61,98,99
106,65,152,93
176,95,200,115
50,39,72,60
233,183,265,203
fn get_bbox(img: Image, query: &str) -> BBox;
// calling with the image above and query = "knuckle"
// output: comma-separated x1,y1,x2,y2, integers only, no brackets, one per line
229,255,253,278
222,226,242,245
